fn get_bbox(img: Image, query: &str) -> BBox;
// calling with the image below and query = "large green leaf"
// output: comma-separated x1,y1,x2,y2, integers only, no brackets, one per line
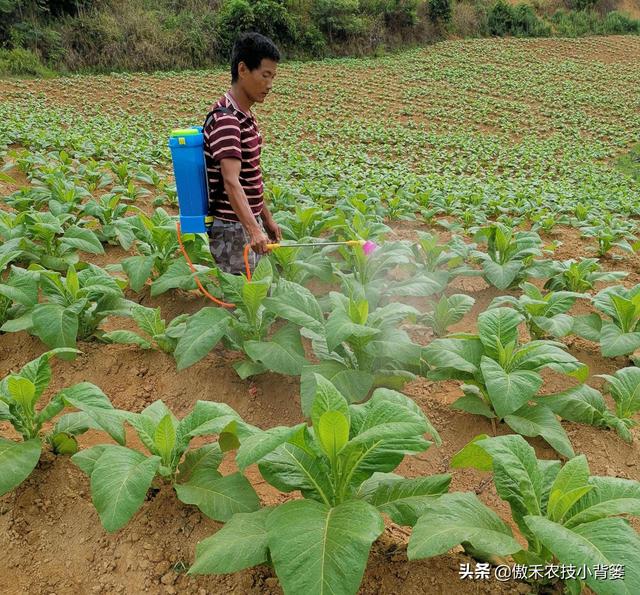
174,471,259,521
469,434,545,535
0,438,42,496
547,455,593,523
61,226,104,254
263,278,325,333
89,446,161,532
504,403,575,458
423,337,484,376
0,267,39,306
600,322,640,357
259,443,334,505
481,356,542,418
408,492,521,561
174,307,231,370
357,472,451,525
121,255,155,292
70,444,108,476
564,476,640,528
482,259,523,290
58,382,126,445
525,516,640,595
536,384,606,425
478,307,524,359
31,303,79,350
572,313,603,342
325,309,379,352
236,423,307,471
266,499,383,595
150,259,200,296
450,433,493,471
243,323,307,376
300,363,373,416
189,508,273,575
176,443,223,482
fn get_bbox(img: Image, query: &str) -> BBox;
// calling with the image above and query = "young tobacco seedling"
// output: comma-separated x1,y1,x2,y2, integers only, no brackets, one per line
424,307,587,457
118,208,210,294
82,193,135,249
102,304,189,354
1,263,133,353
464,223,546,290
0,349,126,496
10,211,104,272
189,377,449,595
579,219,639,258
420,293,475,337
490,282,585,339
410,434,640,595
542,258,627,293
573,284,640,357
535,366,640,443
72,400,259,532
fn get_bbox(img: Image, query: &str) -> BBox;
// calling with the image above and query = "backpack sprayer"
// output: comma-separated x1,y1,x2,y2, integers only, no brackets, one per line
168,127,377,307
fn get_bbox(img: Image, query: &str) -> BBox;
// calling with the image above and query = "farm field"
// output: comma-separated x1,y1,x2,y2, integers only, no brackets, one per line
1,34,640,594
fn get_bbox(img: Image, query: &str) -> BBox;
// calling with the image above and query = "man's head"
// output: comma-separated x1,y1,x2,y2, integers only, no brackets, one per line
231,33,280,104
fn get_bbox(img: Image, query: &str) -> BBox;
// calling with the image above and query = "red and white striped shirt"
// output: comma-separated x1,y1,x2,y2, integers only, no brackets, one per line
203,92,264,222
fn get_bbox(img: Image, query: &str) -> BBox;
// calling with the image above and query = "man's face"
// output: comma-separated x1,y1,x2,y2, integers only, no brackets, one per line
239,58,277,103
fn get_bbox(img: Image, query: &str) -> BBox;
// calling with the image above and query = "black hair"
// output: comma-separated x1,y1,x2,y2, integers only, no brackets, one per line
231,32,280,83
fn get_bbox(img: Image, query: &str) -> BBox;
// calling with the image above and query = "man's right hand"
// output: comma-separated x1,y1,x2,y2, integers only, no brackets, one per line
247,226,269,254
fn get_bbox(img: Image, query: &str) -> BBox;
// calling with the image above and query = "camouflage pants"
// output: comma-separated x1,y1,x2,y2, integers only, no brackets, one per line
208,218,263,276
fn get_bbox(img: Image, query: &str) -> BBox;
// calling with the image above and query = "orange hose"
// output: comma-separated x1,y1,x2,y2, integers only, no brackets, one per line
175,221,237,308
243,244,252,281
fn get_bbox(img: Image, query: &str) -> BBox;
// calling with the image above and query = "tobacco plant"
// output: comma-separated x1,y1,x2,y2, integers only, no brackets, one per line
189,377,449,595
490,282,585,339
573,284,640,357
0,349,126,496
72,400,259,532
410,434,640,595
424,307,587,457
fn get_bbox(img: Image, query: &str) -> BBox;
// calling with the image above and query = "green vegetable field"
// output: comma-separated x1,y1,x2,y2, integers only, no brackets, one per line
1,34,640,594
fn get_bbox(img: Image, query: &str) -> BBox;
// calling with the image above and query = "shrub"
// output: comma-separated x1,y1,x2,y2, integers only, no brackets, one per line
428,0,453,24
488,0,550,36
0,47,54,77
451,1,488,37
312,0,367,42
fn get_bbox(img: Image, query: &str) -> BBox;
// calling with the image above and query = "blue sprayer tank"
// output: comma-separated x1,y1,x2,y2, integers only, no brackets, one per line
168,127,212,233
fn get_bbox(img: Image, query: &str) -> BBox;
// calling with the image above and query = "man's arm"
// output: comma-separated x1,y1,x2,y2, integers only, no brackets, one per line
220,158,269,254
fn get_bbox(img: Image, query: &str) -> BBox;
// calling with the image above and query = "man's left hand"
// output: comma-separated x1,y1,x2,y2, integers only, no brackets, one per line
264,218,282,242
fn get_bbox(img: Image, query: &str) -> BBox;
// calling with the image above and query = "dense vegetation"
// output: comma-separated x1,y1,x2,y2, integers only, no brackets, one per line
0,0,638,74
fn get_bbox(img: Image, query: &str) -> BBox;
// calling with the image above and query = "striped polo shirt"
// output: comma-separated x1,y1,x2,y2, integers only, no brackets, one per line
203,92,264,222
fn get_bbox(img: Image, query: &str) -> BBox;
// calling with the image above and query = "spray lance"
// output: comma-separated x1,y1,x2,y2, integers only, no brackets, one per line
168,127,378,307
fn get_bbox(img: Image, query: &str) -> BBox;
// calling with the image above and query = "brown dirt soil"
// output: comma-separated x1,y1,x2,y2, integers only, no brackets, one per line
2,214,640,594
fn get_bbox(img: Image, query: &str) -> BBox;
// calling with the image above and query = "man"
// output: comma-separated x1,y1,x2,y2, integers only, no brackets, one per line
203,32,282,275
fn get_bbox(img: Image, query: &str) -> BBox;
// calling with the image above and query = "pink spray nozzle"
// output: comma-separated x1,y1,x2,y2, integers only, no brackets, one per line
362,240,378,256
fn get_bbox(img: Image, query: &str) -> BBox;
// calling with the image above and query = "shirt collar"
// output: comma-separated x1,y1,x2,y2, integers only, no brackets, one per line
225,91,252,118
